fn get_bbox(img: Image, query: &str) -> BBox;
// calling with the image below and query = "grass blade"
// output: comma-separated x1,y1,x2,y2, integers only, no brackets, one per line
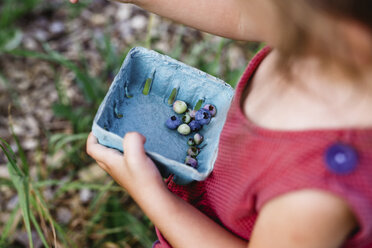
0,203,21,244
9,114,29,176
18,179,33,248
30,211,50,248
0,177,14,188
32,189,73,248
1,139,33,247
6,47,104,103
53,133,89,152
0,138,24,177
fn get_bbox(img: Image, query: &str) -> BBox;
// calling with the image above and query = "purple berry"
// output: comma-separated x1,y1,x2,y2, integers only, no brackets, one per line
177,124,191,135
173,100,187,114
185,156,198,168
194,133,203,145
187,146,199,157
195,109,211,125
166,116,182,130
203,104,217,117
188,120,202,132
188,109,197,119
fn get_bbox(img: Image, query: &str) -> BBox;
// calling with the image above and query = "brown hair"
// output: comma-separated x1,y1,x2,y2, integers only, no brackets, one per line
309,0,372,28
272,0,372,76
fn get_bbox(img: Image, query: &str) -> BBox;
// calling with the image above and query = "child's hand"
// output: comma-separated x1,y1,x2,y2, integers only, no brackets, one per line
86,132,165,198
87,133,248,247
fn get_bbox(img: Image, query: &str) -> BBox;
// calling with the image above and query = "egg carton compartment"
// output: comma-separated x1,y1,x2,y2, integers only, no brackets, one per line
92,47,234,185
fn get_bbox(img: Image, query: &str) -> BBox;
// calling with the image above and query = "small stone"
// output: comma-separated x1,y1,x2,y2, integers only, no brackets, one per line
34,29,48,41
49,21,64,34
80,188,92,203
15,231,43,248
42,188,54,201
115,4,131,21
6,196,18,210
57,207,72,225
91,14,106,26
0,166,10,179
131,15,147,30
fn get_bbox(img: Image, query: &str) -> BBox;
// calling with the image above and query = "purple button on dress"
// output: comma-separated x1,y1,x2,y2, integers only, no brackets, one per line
325,143,359,174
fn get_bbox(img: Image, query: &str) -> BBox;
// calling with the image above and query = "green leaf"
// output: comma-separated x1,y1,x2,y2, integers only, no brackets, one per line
142,78,152,95
167,88,178,105
0,203,20,244
194,98,204,111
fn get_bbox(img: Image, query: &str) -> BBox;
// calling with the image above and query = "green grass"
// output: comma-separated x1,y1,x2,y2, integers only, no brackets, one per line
0,1,260,246
0,0,39,52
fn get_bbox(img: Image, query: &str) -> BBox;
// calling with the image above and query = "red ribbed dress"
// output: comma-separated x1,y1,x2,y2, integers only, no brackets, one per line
154,47,372,248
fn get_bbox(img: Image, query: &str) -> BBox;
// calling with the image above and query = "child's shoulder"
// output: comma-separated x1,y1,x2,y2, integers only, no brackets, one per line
242,48,372,132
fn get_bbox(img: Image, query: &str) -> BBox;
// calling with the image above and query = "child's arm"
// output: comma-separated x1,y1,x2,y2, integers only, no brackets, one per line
86,132,247,247
87,132,358,248
70,0,269,41
249,190,358,248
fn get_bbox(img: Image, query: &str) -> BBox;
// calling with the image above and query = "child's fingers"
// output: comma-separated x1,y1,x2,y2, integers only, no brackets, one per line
86,132,123,166
122,132,148,166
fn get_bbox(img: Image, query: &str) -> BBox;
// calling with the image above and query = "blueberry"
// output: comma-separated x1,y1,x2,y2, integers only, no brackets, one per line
185,156,198,168
194,133,203,145
187,138,195,146
188,120,202,132
203,104,217,117
177,124,191,135
195,109,212,125
166,116,182,130
187,146,200,157
173,100,188,114
182,113,192,124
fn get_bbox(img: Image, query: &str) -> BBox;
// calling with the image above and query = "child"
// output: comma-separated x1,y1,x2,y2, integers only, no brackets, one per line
78,0,372,247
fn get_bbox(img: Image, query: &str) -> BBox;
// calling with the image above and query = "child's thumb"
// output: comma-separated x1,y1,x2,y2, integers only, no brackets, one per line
122,132,148,164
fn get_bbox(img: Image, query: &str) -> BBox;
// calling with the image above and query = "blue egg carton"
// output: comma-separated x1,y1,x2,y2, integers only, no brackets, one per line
92,47,234,185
